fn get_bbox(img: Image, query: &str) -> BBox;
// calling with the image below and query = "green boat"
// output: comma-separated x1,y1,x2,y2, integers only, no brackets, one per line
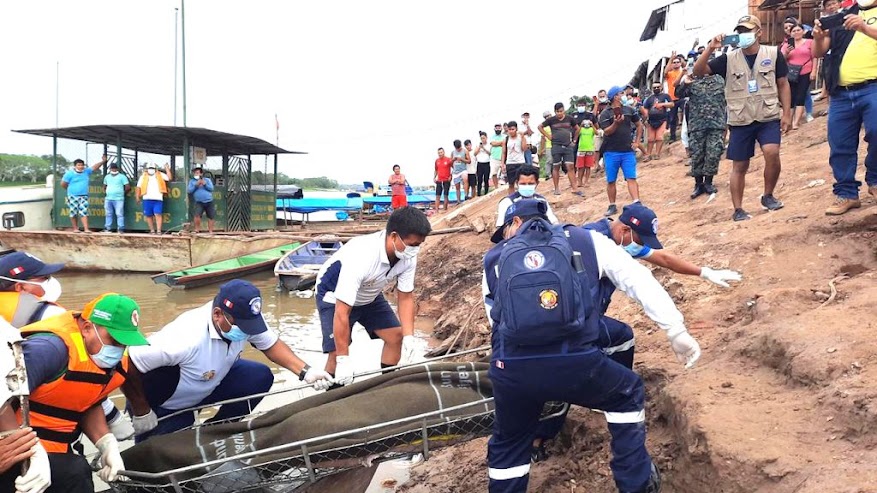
151,242,301,289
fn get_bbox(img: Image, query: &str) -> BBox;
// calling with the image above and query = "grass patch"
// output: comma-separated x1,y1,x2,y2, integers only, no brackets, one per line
0,182,34,187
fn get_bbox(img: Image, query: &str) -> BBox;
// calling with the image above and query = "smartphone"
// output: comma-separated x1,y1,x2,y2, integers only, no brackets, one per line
819,12,846,30
722,34,740,46
612,107,623,118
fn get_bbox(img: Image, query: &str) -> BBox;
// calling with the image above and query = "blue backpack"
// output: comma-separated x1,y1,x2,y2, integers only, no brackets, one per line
494,218,591,346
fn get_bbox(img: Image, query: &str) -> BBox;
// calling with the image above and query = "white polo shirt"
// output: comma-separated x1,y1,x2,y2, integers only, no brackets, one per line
128,302,279,410
315,230,417,306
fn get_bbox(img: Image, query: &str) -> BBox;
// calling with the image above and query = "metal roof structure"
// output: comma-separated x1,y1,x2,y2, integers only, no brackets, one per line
13,125,304,156
757,0,821,11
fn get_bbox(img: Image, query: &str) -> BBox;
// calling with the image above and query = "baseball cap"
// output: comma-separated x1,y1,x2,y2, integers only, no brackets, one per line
491,199,548,244
214,280,268,335
0,252,64,281
542,111,551,119
607,86,626,101
192,165,203,172
145,163,157,170
618,203,663,250
82,293,150,346
736,14,761,31
521,112,530,117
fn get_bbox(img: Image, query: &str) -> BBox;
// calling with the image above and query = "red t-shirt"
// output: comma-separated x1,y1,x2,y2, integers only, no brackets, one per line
435,157,452,182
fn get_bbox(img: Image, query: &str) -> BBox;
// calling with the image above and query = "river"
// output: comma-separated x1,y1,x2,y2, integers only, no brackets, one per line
56,269,432,492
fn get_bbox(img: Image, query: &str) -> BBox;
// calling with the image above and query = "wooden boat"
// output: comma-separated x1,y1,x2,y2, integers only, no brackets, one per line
152,242,301,289
273,240,343,291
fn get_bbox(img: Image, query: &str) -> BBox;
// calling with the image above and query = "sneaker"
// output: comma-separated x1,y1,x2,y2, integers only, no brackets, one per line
760,194,784,211
690,184,707,200
604,204,618,216
117,229,124,235
573,191,584,197
806,113,814,123
99,230,112,234
825,197,861,215
732,209,751,222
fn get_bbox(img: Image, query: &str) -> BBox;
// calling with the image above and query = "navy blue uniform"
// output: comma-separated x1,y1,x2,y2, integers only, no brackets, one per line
484,226,652,493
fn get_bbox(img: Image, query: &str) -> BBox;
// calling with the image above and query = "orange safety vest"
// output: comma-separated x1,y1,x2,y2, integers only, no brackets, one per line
138,172,168,196
18,312,128,453
0,291,55,327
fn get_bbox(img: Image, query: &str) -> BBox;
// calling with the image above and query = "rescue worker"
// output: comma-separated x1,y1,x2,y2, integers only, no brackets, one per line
0,252,137,442
0,293,150,493
494,166,559,235
123,280,334,442
484,200,700,492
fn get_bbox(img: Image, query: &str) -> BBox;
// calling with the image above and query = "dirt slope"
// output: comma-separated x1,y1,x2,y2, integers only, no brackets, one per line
404,103,877,492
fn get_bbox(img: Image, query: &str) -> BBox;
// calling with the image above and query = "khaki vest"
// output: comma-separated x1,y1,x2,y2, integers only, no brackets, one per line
724,45,781,126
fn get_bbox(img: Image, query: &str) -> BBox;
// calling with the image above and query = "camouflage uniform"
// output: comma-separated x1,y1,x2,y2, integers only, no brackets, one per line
687,75,726,177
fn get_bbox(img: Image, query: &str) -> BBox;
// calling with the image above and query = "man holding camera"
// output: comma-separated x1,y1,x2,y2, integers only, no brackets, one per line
694,14,792,222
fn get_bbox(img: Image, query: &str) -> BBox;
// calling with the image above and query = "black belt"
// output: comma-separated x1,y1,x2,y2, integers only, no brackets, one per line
837,79,877,91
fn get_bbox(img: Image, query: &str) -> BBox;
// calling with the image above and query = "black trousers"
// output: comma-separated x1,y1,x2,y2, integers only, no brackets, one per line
476,162,491,196
0,452,94,493
668,99,681,140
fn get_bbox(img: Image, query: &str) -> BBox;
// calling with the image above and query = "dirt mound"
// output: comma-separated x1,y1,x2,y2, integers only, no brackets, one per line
403,101,877,492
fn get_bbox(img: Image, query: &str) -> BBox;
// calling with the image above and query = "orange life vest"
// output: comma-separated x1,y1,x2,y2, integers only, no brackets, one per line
0,291,54,327
138,172,168,196
18,312,128,453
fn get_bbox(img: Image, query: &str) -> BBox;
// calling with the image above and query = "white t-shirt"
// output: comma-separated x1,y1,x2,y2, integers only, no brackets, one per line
138,172,170,201
475,141,491,163
128,302,279,410
465,149,477,174
505,136,526,165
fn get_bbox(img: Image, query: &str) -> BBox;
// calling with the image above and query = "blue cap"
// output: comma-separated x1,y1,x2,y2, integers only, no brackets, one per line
607,86,626,101
491,199,548,243
213,280,268,335
618,203,663,250
0,252,64,281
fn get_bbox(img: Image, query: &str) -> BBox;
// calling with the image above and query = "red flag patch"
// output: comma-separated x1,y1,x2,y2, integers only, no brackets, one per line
9,266,24,276
223,299,234,309
630,217,641,226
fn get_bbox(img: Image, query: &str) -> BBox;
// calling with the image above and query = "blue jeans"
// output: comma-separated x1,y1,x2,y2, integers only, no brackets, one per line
828,82,877,199
805,91,813,115
133,359,274,443
104,199,124,230
524,149,533,166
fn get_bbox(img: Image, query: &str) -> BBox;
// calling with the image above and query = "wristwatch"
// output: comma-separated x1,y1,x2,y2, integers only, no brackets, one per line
299,364,311,381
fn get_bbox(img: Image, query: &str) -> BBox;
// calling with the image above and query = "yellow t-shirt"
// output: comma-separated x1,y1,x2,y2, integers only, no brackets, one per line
839,7,877,86
545,128,552,150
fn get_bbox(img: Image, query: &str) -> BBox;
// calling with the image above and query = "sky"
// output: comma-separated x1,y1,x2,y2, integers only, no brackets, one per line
0,0,742,187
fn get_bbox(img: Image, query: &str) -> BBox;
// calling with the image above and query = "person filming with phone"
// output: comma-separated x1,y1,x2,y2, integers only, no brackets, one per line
694,14,792,223
812,0,877,216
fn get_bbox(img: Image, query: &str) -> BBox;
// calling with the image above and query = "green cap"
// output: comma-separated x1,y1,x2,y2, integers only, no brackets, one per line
82,293,149,347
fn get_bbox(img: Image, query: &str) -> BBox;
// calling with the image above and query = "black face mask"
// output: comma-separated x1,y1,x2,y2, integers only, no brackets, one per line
653,88,661,94
495,130,502,135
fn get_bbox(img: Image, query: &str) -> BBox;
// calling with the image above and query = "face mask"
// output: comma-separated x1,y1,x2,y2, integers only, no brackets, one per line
620,96,630,106
518,184,537,197
599,97,609,103
577,106,585,113
495,130,502,135
75,168,84,174
393,234,420,260
90,327,125,369
1,276,62,303
858,0,876,7
738,32,757,49
194,173,202,179
147,169,156,176
110,170,119,175
622,231,645,257
221,313,249,341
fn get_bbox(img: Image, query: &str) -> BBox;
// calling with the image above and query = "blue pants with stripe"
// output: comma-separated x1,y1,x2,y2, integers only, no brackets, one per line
488,346,651,492
134,359,274,443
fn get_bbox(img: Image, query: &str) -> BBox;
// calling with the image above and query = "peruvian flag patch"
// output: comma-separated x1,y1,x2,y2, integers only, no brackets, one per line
630,217,641,226
223,299,234,309
9,266,24,276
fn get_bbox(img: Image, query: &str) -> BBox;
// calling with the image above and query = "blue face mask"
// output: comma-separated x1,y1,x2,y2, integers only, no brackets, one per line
222,313,249,342
737,32,757,49
622,230,645,257
91,327,125,369
518,184,537,197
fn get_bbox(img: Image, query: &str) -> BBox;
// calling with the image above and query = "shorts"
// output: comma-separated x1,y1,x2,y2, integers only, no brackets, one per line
317,294,401,353
391,195,408,208
551,145,575,165
489,159,502,177
604,151,638,183
435,180,451,198
593,135,604,154
66,195,89,217
576,152,596,169
506,163,523,184
727,120,781,161
142,199,164,217
467,173,477,185
194,201,216,220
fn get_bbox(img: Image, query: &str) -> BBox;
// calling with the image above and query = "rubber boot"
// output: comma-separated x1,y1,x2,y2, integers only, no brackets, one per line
690,176,706,199
704,175,717,194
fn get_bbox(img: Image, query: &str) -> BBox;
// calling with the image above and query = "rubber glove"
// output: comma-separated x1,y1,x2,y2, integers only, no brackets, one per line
334,356,355,386
667,327,701,369
302,367,334,391
400,335,418,365
108,412,135,441
95,433,124,483
15,442,51,493
131,409,158,435
700,267,742,288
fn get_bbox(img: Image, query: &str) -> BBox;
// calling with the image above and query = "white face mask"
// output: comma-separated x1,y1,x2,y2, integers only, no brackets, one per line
599,97,609,103
0,276,63,303
110,170,119,175
738,32,757,49
858,0,877,7
576,106,585,113
146,169,156,176
518,184,537,197
392,234,420,260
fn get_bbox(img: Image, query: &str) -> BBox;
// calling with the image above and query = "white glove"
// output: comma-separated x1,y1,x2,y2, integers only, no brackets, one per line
700,267,742,288
302,366,334,391
15,442,51,493
334,355,355,386
131,409,158,435
400,335,418,365
95,433,124,483
108,412,135,441
668,329,701,369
